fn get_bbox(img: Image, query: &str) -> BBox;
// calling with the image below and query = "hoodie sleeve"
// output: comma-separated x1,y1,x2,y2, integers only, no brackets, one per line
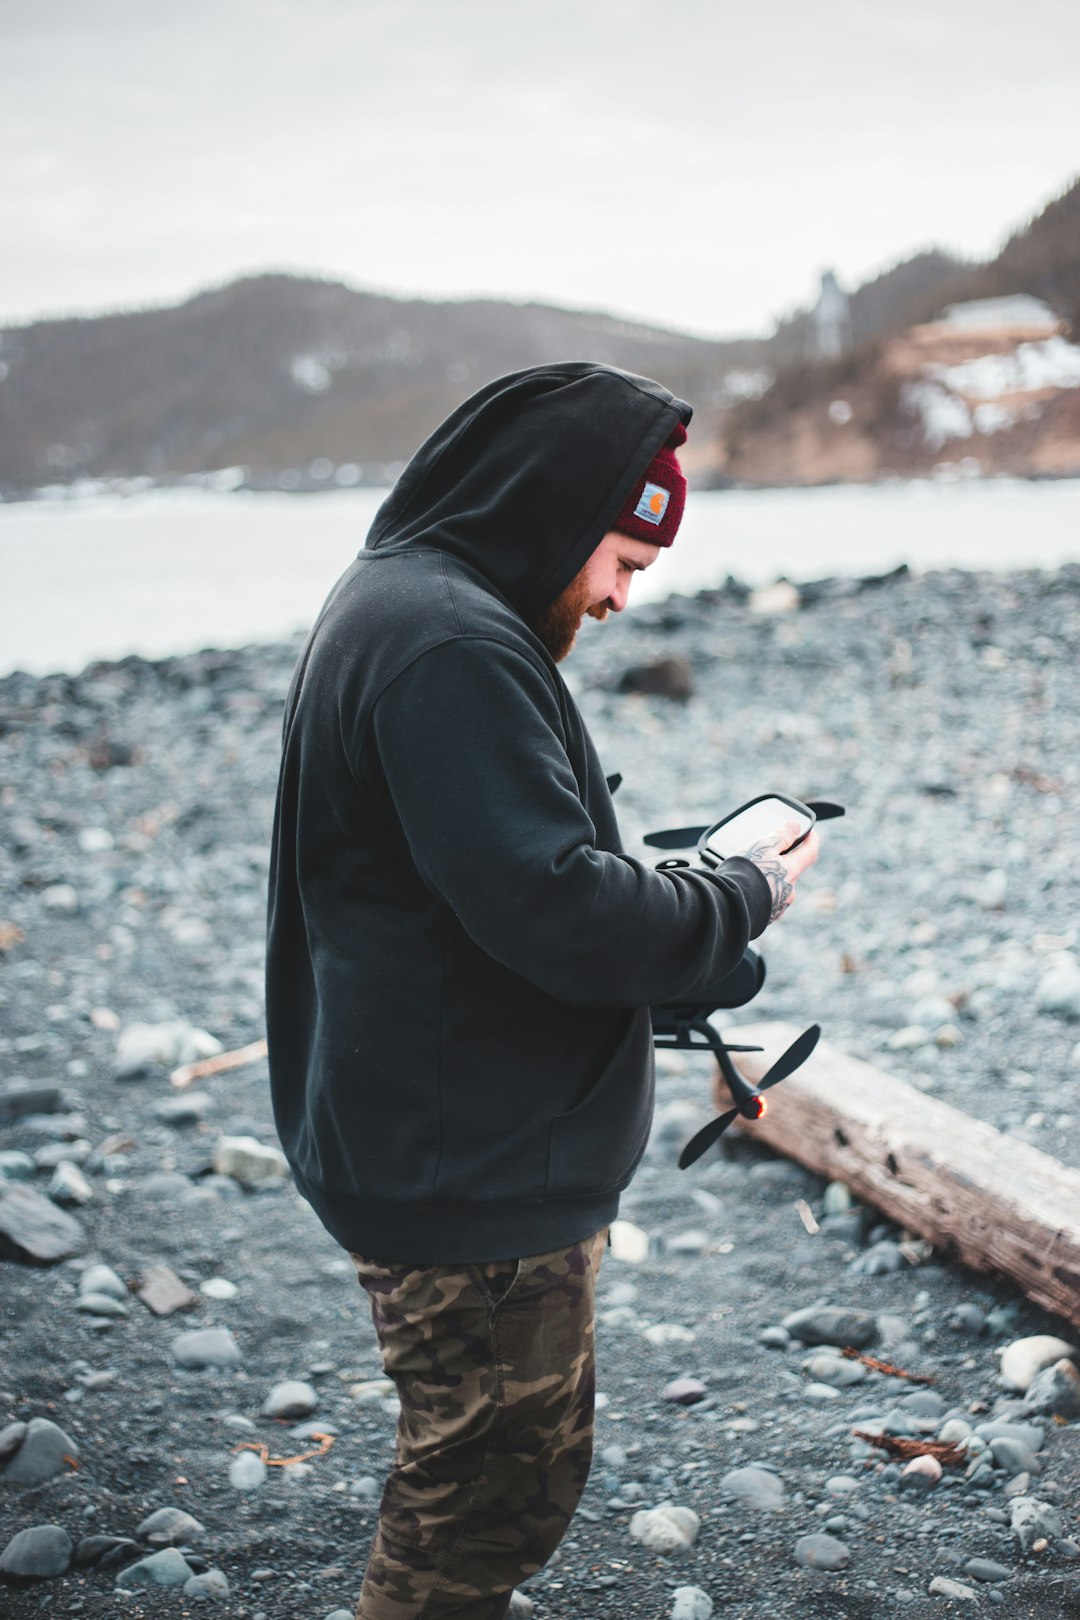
367,635,772,1009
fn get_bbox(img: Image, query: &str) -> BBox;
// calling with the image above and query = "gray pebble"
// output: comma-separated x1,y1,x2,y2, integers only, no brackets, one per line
720,1466,786,1511
172,1327,242,1369
0,1416,78,1485
793,1532,850,1570
671,1587,713,1619
663,1377,707,1406
0,1421,28,1462
49,1160,93,1205
963,1558,1012,1582
78,1263,127,1301
803,1353,865,1388
136,1506,206,1546
184,1567,230,1600
928,1575,978,1600
75,1291,130,1318
0,1523,73,1579
1010,1495,1064,1554
261,1379,318,1418
229,1450,267,1490
783,1305,876,1348
990,1436,1041,1477
760,1326,790,1350
115,1546,196,1588
1022,1359,1080,1419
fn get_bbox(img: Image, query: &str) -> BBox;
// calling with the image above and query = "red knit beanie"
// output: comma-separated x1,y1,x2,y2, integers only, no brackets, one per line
611,422,688,547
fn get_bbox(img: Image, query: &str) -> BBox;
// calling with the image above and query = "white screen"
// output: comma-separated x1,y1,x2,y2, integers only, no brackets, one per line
705,798,812,860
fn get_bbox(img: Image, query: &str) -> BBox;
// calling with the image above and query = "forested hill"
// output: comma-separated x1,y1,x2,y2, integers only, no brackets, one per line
0,177,1076,494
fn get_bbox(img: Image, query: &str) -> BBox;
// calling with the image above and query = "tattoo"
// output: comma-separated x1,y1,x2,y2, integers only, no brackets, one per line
743,839,795,923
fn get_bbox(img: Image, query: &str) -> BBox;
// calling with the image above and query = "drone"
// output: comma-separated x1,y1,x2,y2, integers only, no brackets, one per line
643,794,845,1170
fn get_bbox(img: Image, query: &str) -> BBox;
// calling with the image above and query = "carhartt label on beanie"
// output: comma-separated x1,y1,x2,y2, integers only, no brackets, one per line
612,422,687,546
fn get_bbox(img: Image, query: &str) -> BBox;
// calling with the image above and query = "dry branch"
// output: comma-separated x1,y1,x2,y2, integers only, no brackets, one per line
713,1021,1080,1331
171,1037,268,1089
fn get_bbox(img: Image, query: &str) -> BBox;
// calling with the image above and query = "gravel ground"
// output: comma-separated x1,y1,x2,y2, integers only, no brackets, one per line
2,562,1080,1618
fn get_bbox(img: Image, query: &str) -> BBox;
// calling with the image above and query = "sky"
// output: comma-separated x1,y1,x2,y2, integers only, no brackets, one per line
2,0,1078,340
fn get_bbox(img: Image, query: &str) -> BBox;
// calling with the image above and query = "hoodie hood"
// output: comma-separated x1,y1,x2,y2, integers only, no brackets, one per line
363,361,692,615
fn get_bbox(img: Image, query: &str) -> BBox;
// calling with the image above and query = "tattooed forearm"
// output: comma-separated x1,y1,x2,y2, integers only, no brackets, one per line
743,838,796,922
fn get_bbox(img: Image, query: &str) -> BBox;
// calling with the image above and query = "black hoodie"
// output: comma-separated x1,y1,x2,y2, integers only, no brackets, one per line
265,362,771,1262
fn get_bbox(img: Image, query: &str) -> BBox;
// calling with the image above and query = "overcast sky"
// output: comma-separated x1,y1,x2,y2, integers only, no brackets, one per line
2,0,1078,338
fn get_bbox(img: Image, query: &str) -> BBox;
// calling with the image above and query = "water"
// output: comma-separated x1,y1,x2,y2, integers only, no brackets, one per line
3,477,1080,677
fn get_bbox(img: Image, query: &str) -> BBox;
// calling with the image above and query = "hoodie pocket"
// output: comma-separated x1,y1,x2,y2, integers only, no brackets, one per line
544,1011,654,1198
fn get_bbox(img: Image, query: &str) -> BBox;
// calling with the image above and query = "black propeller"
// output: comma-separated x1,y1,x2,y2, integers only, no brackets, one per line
677,1023,821,1170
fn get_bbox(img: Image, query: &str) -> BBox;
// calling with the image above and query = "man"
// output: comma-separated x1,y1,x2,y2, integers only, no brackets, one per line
266,362,819,1619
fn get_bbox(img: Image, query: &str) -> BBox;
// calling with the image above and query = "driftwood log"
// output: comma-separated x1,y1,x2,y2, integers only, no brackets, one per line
712,1020,1080,1332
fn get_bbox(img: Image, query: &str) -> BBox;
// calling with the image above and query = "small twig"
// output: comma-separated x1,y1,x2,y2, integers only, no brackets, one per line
842,1347,935,1384
171,1037,268,1089
794,1199,820,1235
853,1431,967,1468
233,1432,335,1467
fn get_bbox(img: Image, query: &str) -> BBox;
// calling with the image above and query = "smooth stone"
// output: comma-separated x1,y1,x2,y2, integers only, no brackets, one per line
0,1523,73,1579
35,1139,92,1169
803,1353,865,1388
782,1306,876,1349
1035,958,1080,1019
629,1502,700,1552
990,1436,1041,1477
261,1379,318,1418
975,1419,1044,1451
663,1377,707,1406
822,1181,852,1215
719,1466,786,1511
42,884,79,913
760,1326,790,1349
950,1303,986,1334
184,1567,230,1599
1022,1359,1080,1419
229,1451,267,1490
609,1220,649,1263
1010,1496,1065,1554
172,1327,242,1369
901,1390,945,1418
136,1506,206,1546
0,1151,36,1180
139,1171,193,1201
200,1277,238,1300
74,1534,139,1568
1,1417,78,1485
600,1444,628,1469
0,1181,86,1262
804,1382,842,1402
153,1092,214,1124
508,1594,534,1617
212,1135,288,1188
115,1547,196,1588
938,1418,973,1444
0,1421,27,1462
928,1575,977,1600
75,1291,130,1318
793,1532,850,1571
900,1454,942,1490
666,1230,710,1254
114,1020,221,1079
671,1587,713,1620
48,1161,94,1205
0,1090,63,1126
964,1558,1012,1583
79,1263,127,1300
999,1335,1077,1392
852,1240,904,1276
824,1475,860,1496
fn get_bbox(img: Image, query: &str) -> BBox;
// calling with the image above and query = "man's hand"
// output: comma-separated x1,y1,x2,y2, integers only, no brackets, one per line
738,818,820,923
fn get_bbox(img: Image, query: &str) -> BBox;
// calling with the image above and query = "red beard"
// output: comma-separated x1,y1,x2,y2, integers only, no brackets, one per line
529,574,607,663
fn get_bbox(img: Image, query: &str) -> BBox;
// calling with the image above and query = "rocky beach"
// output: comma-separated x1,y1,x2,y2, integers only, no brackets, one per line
3,561,1080,1619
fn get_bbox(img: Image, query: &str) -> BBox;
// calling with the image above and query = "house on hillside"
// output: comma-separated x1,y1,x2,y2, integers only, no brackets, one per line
933,295,1060,335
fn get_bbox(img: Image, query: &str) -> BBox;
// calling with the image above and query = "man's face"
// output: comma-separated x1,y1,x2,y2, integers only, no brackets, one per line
530,531,662,662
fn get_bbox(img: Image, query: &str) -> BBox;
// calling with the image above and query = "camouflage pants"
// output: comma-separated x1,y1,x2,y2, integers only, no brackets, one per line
349,1228,607,1620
